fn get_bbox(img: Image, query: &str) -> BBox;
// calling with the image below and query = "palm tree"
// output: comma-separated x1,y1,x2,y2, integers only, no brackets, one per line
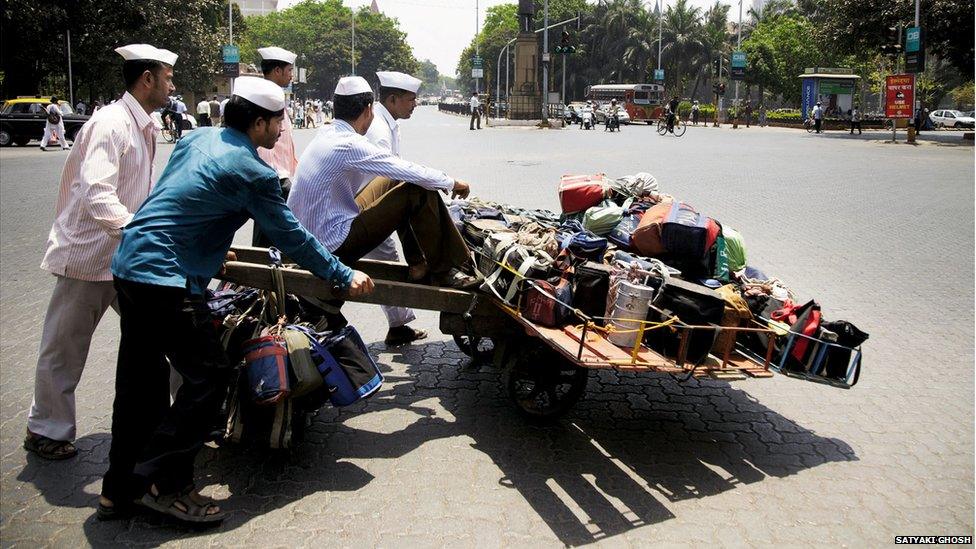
691,2,730,100
660,0,704,96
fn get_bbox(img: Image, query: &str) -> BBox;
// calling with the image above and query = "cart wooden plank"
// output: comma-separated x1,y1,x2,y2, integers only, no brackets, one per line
219,261,502,317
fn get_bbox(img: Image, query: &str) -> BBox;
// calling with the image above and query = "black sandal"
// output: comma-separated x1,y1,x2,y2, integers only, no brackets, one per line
96,499,136,521
140,486,226,524
23,431,78,460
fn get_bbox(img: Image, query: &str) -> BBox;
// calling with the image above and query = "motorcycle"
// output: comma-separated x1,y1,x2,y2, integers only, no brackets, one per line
580,110,594,130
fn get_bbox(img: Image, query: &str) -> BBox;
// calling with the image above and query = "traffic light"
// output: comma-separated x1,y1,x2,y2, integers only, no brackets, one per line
712,59,720,77
880,25,903,55
554,30,576,54
718,83,726,96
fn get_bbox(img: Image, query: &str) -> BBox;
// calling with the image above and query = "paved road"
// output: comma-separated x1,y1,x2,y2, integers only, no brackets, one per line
1,107,973,547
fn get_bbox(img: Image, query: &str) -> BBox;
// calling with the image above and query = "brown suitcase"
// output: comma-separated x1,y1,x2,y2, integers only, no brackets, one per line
631,201,672,256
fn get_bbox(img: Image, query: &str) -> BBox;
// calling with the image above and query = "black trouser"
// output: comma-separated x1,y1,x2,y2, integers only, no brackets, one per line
172,113,183,139
814,118,822,133
850,121,861,134
252,178,291,247
101,278,231,504
470,110,481,129
198,113,211,127
692,111,699,124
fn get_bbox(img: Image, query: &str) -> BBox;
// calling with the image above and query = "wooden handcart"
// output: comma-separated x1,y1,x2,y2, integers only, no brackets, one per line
222,246,783,419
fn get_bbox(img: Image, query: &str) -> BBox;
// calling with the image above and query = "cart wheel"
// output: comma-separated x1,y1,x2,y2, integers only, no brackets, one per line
503,342,588,420
453,334,495,363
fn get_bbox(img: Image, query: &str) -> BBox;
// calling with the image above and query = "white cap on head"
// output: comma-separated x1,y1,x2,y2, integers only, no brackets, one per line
257,46,297,64
115,43,178,66
233,76,286,111
334,76,372,96
376,71,422,94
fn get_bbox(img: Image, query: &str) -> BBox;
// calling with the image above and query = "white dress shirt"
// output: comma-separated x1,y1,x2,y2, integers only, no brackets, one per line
196,100,210,115
288,119,453,251
40,92,157,281
359,103,400,191
470,96,480,113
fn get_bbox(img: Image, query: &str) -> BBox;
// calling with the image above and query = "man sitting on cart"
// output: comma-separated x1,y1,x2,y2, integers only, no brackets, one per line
289,76,480,290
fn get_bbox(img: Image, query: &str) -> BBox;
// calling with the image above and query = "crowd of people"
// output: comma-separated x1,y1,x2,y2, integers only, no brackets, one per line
25,42,477,526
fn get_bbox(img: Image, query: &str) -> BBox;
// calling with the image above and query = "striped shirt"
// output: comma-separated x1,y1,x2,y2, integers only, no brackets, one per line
257,111,298,178
288,119,453,251
40,92,157,282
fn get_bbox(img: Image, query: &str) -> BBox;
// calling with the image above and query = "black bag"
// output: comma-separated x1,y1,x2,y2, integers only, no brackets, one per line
571,261,612,324
225,371,300,449
644,277,726,365
819,320,869,382
661,202,708,258
46,106,61,124
741,294,785,356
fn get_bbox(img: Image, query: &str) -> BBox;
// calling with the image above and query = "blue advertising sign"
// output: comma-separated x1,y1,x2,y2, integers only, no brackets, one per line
905,27,920,53
222,45,240,64
801,78,816,120
731,51,747,68
653,69,664,81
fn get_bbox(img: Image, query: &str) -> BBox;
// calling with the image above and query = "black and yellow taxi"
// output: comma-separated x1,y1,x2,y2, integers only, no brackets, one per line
0,97,90,146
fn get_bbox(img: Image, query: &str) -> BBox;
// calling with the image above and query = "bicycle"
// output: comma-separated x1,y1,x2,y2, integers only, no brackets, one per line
803,118,815,133
161,114,177,143
656,114,687,137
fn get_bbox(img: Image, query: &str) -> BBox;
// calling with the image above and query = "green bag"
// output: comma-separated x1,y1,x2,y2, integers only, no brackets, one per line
582,199,629,236
283,328,323,398
713,235,730,281
723,226,747,272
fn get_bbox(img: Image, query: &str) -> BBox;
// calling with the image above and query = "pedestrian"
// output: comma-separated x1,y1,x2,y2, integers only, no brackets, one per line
219,95,229,121
849,104,862,135
305,101,316,128
691,100,700,125
92,100,102,114
469,91,481,130
315,103,324,126
759,103,767,127
196,96,211,127
253,46,300,247
163,96,183,140
812,101,824,133
326,99,333,118
101,76,373,525
349,70,430,346
39,96,69,151
25,44,176,464
174,95,187,134
208,95,221,127
289,76,479,291
743,100,753,128
75,100,87,116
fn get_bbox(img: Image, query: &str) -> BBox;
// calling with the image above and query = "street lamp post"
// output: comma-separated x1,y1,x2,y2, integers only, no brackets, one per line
475,0,480,94
733,0,742,126
351,12,356,75
542,0,549,121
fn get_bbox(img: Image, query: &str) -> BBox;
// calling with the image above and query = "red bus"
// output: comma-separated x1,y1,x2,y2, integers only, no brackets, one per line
585,83,666,124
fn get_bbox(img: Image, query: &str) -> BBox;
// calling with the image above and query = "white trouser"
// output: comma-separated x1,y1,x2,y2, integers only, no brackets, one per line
27,276,181,441
40,123,67,149
363,237,416,328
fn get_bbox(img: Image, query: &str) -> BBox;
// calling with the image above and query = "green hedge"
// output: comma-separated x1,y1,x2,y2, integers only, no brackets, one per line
677,101,716,118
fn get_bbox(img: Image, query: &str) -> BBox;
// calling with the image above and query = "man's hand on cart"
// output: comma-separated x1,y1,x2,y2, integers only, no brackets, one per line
450,180,471,200
218,250,237,276
346,270,375,297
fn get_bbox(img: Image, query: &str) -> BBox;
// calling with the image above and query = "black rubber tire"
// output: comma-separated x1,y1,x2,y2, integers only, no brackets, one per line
14,136,30,147
0,127,12,147
502,342,587,420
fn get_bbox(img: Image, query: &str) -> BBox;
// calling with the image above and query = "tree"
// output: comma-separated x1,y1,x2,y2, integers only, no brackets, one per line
742,39,777,106
415,59,441,91
745,16,821,104
950,81,975,110
819,0,974,78
240,0,418,99
1,0,233,102
660,0,704,95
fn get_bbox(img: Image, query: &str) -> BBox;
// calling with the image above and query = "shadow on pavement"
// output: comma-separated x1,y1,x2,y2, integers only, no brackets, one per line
9,340,855,546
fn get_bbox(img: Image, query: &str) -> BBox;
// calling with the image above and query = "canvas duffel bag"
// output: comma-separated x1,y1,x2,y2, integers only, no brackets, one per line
631,201,672,256
559,174,609,214
523,274,574,327
644,277,726,365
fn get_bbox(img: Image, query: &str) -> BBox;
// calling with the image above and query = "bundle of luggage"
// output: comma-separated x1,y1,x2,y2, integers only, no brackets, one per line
207,252,384,449
454,172,868,388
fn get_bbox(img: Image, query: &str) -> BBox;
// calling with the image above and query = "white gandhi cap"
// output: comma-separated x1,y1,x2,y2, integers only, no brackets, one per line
334,76,372,96
115,44,178,66
257,46,297,64
232,76,286,111
376,71,422,94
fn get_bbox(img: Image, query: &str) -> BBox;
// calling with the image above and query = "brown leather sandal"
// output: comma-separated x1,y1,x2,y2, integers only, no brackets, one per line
23,431,77,460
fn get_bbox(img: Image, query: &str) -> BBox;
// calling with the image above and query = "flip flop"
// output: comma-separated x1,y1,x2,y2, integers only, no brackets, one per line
23,432,77,460
140,487,226,524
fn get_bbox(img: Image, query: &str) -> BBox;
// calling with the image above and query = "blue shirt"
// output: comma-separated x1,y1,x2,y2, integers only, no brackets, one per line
112,127,353,294
288,120,454,251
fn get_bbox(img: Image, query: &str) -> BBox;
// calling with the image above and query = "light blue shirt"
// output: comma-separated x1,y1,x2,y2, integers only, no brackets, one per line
112,127,353,294
288,119,454,251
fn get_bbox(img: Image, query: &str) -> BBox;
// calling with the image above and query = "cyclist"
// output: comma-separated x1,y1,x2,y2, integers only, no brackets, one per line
666,96,680,133
162,95,183,140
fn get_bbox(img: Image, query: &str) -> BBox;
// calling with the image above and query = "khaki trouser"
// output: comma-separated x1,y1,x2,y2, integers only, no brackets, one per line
334,177,470,277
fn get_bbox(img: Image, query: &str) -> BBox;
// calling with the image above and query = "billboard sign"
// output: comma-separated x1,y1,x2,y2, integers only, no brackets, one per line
905,27,920,52
222,45,240,64
653,69,664,81
885,74,915,118
801,78,816,120
730,51,746,80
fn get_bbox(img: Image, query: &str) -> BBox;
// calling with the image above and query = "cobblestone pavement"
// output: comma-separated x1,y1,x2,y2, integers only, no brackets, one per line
1,108,973,547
